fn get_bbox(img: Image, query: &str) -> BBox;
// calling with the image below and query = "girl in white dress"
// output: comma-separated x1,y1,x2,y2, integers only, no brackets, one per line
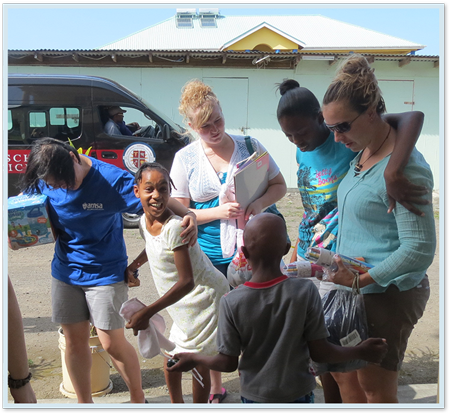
125,162,229,403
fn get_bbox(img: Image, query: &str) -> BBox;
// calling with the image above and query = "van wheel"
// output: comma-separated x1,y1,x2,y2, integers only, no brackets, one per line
122,213,141,229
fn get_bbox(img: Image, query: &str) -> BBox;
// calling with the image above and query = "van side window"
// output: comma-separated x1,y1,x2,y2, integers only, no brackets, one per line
29,111,47,140
29,111,47,127
8,110,13,130
8,107,83,144
50,108,80,128
8,109,23,143
27,107,82,142
49,107,81,141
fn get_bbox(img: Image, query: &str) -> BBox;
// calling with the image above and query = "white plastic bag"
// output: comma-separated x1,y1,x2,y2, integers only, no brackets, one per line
226,229,252,288
119,297,175,359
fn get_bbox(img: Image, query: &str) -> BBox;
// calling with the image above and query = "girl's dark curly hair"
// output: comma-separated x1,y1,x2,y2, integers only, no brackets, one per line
134,162,176,192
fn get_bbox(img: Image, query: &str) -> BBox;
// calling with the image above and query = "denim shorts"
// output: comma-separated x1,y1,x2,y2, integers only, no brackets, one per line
51,277,128,330
241,391,314,404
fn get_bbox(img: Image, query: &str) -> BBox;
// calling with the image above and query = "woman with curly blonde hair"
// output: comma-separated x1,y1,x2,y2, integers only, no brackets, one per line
170,79,287,402
321,54,436,403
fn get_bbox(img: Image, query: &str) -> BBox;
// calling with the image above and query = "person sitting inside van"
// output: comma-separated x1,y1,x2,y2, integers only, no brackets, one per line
104,106,140,136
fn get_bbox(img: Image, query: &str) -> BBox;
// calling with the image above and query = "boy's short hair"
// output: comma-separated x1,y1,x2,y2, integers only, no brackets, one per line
243,213,289,260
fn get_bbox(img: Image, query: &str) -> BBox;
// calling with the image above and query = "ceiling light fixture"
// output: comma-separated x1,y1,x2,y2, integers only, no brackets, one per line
252,55,271,65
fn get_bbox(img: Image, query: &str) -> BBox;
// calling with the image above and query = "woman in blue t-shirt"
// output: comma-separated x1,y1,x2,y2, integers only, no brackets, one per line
275,79,427,403
20,137,197,404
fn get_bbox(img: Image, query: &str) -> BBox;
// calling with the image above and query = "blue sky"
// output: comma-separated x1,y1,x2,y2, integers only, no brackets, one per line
5,4,442,56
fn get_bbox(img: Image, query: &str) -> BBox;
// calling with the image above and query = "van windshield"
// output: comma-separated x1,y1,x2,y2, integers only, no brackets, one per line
139,96,184,133
106,80,186,134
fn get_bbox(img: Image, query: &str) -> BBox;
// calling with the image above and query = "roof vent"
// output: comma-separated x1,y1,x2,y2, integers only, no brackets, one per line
176,8,196,28
199,8,219,28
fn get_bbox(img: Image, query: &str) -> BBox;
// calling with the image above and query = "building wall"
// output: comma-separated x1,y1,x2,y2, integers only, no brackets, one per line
9,60,440,189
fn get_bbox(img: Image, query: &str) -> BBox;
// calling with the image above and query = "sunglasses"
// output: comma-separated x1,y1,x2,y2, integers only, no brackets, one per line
325,111,365,134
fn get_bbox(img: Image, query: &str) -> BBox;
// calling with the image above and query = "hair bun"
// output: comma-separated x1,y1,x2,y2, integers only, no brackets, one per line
278,79,300,96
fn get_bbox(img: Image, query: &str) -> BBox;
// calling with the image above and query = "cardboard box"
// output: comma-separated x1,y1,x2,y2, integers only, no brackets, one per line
8,194,56,250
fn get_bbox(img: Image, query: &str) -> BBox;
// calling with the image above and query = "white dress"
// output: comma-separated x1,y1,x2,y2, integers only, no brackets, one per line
140,214,229,355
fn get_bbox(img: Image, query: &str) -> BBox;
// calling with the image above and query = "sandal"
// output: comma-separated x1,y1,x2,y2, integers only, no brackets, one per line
208,387,227,403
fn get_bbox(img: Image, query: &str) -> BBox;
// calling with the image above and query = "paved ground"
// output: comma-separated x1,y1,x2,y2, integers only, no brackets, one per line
6,191,441,407
33,383,439,405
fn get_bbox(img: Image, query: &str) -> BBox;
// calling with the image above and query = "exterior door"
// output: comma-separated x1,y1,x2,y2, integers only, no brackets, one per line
202,77,249,135
378,80,415,112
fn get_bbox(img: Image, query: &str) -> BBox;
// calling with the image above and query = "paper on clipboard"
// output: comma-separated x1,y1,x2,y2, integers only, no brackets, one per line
234,152,270,211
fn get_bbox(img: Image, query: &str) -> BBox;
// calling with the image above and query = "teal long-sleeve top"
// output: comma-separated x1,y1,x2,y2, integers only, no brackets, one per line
336,148,436,294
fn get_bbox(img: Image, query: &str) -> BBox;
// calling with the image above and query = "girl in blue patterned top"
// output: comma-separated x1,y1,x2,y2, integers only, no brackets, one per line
277,79,427,264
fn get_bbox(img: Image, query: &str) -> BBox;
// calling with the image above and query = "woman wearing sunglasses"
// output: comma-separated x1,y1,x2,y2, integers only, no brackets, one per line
276,79,428,403
320,54,435,403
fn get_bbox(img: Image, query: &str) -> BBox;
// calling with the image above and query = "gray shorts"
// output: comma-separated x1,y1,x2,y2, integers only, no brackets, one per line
51,278,128,330
363,275,430,371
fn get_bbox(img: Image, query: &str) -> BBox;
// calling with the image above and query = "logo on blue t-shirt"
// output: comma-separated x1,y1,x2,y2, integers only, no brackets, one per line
82,203,104,210
316,168,338,186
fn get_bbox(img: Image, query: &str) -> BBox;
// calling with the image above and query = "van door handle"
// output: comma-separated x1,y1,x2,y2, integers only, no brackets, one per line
101,151,117,159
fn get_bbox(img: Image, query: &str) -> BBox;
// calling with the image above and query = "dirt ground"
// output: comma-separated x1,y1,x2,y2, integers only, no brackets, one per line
6,191,440,401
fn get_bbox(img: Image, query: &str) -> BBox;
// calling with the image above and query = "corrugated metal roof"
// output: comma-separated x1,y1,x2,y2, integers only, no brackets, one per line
98,15,424,52
8,50,438,59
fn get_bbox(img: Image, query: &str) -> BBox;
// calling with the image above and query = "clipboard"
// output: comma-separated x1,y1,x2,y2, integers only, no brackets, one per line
233,152,270,211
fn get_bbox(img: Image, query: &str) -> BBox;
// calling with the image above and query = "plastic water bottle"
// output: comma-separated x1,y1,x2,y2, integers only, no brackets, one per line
305,247,373,274
282,260,324,279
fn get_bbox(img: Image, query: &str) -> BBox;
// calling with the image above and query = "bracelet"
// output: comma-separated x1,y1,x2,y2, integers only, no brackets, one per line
352,272,361,294
8,372,32,389
185,210,196,216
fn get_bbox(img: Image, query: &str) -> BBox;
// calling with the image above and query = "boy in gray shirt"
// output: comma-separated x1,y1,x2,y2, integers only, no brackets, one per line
167,213,388,403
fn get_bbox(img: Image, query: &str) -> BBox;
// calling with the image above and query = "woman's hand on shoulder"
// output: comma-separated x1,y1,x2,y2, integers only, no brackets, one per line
180,212,198,247
384,169,430,216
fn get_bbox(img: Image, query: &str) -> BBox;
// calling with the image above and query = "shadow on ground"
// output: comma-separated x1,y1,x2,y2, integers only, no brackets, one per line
23,316,56,333
109,368,167,394
399,348,439,385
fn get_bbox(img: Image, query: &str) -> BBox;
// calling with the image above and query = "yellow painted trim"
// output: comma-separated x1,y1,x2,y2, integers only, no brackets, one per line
224,27,299,51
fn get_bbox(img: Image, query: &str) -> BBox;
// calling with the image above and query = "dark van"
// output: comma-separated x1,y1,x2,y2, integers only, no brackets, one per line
8,74,190,227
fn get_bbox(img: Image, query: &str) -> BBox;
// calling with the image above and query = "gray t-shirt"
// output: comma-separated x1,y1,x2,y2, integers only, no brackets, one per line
217,276,329,403
104,119,121,135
